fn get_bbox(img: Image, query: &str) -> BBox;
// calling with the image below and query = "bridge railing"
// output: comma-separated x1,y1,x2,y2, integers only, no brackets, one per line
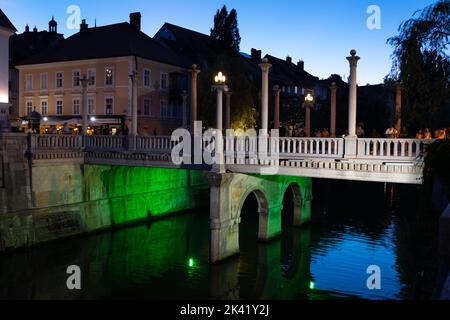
85,135,125,151
135,136,177,154
356,138,433,161
31,134,85,150
279,137,344,159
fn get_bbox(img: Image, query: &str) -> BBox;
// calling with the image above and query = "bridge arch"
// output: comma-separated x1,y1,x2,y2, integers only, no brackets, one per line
237,188,269,242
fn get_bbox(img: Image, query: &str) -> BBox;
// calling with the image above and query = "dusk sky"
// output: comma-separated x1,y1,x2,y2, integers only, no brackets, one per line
0,0,436,84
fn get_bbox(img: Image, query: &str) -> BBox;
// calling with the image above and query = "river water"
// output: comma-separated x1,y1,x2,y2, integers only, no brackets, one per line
0,180,438,300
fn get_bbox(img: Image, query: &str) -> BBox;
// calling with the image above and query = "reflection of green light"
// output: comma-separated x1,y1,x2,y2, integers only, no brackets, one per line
309,282,315,289
188,258,195,268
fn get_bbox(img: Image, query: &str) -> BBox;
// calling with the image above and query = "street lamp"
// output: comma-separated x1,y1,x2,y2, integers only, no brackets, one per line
303,92,314,137
212,72,228,131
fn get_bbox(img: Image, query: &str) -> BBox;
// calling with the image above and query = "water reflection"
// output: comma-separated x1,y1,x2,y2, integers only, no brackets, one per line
0,181,435,300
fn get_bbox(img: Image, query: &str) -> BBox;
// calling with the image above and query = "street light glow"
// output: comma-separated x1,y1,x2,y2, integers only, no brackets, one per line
305,93,314,103
214,72,226,84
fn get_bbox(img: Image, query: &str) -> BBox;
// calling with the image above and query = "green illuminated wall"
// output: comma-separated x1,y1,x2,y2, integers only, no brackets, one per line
84,165,209,227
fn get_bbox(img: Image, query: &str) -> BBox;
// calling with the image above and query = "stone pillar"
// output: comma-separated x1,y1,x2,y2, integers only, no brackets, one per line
205,172,240,263
330,82,338,138
81,75,89,134
129,68,138,136
259,58,272,134
213,85,227,131
395,82,402,134
190,64,200,133
181,90,188,129
305,104,311,137
259,205,283,241
346,49,360,138
274,85,281,130
345,50,360,158
225,91,232,129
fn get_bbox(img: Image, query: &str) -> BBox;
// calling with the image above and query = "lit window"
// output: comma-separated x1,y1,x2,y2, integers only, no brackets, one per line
56,99,63,115
105,68,114,86
105,97,114,115
73,98,80,115
73,71,81,87
143,69,151,88
160,73,168,90
25,75,33,90
56,72,63,88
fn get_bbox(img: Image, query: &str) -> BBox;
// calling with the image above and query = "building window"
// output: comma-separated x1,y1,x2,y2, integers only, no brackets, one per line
105,67,114,86
160,73,168,90
88,97,96,114
25,74,33,90
73,98,80,115
143,98,151,116
40,100,48,116
143,69,151,88
88,69,96,86
160,99,169,119
25,99,33,115
56,72,64,88
56,99,63,115
105,97,114,115
40,73,48,90
73,70,81,87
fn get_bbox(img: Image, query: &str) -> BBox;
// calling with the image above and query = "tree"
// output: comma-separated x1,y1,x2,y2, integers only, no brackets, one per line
210,5,241,51
387,0,450,134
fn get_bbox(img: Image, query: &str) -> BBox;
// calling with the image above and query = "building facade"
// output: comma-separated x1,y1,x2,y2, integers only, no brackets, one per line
16,13,189,135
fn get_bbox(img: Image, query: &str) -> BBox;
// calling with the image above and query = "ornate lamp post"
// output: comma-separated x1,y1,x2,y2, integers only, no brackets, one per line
303,92,314,137
212,72,228,131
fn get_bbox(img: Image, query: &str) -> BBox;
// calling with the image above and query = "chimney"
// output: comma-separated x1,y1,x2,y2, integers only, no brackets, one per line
130,12,141,31
80,19,88,32
251,48,261,61
286,56,292,64
297,60,304,70
25,24,30,33
33,26,38,33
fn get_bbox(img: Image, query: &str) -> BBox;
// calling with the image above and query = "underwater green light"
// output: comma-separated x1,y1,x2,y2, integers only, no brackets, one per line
309,281,315,289
188,258,195,268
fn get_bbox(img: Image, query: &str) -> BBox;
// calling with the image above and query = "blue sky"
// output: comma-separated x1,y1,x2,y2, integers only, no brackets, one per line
0,0,436,84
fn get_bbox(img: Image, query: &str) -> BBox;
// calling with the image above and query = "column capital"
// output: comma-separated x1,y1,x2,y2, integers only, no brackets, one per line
396,82,402,90
273,85,281,93
330,81,338,91
212,84,228,93
225,90,232,97
346,49,360,66
181,90,189,99
259,58,272,72
190,64,201,77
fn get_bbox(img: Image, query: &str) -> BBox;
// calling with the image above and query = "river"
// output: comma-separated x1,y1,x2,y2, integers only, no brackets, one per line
0,180,438,300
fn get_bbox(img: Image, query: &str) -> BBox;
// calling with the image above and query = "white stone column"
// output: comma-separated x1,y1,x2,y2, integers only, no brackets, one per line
330,82,338,138
273,85,281,130
345,49,360,158
213,85,227,131
259,58,272,134
395,82,402,134
225,91,232,129
346,50,360,138
305,104,311,137
182,90,188,129
190,64,200,133
81,75,88,134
